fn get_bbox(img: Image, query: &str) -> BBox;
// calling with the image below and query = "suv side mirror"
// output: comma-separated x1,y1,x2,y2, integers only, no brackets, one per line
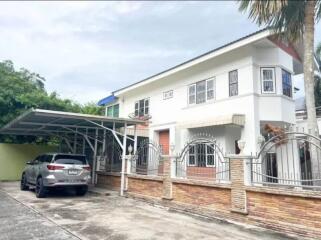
26,161,33,165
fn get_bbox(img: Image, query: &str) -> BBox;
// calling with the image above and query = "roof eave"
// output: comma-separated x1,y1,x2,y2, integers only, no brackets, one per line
113,28,273,96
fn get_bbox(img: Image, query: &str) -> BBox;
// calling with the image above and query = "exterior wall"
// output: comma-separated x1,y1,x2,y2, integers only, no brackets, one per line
247,190,321,238
172,182,231,213
296,117,321,134
127,175,163,199
253,47,296,124
96,172,121,190
111,42,296,154
0,143,57,181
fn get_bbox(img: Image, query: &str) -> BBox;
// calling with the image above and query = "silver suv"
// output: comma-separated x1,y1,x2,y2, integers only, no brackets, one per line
20,153,91,198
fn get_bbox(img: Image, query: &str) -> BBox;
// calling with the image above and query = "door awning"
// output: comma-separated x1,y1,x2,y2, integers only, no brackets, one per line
177,114,245,129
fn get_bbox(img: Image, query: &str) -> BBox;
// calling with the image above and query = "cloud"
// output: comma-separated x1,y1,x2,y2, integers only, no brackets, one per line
0,1,320,103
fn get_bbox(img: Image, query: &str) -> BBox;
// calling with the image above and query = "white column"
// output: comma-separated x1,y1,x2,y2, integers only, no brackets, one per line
120,122,127,196
92,128,98,185
134,124,138,153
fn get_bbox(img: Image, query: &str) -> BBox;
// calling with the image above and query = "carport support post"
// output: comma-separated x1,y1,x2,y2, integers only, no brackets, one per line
134,125,138,153
120,122,127,196
92,128,98,185
73,128,78,154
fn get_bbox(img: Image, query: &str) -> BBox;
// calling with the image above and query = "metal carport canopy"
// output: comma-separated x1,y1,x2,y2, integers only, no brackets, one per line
0,108,144,196
0,108,144,145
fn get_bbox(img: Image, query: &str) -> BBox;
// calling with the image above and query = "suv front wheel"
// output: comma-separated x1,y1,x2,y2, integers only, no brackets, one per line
35,177,47,198
20,173,29,191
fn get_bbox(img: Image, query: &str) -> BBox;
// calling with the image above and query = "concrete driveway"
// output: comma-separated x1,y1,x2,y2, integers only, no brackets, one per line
0,182,294,240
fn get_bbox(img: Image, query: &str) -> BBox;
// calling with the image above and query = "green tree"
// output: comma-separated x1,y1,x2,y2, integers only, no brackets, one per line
239,0,321,135
80,102,104,115
0,60,103,143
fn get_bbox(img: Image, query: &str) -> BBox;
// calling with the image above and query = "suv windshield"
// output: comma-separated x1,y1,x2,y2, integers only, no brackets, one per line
54,154,87,165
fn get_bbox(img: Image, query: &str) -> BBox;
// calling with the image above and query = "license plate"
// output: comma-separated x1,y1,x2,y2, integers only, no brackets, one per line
68,170,78,175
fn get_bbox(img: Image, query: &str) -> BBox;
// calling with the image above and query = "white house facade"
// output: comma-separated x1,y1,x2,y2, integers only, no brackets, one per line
99,29,303,160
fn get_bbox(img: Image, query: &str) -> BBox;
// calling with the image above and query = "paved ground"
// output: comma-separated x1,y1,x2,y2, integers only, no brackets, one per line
0,182,295,240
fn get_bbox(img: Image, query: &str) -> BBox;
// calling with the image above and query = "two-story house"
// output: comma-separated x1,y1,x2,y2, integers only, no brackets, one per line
98,29,303,161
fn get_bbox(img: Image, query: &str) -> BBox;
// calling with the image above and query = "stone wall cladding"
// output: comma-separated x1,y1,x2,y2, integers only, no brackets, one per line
127,175,163,199
230,158,247,214
172,182,231,213
96,172,121,190
247,190,321,238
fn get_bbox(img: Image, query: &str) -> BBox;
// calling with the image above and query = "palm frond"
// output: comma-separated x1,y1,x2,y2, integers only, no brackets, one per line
316,42,321,65
238,0,305,42
316,0,321,21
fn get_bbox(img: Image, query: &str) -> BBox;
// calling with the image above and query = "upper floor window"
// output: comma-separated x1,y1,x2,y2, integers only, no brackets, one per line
261,68,275,93
229,70,238,96
135,98,149,117
282,69,292,98
188,78,215,105
107,104,119,117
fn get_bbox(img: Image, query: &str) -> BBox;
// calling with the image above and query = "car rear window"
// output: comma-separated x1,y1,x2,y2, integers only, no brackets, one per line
54,155,87,165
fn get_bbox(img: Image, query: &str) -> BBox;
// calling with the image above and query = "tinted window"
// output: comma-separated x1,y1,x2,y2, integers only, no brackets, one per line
32,155,42,164
54,155,87,165
40,155,52,163
282,69,292,98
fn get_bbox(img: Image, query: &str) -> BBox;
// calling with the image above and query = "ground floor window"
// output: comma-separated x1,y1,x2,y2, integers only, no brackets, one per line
188,144,216,167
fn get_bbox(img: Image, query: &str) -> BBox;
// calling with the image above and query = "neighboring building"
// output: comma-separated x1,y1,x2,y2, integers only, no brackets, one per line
296,97,321,134
98,29,304,156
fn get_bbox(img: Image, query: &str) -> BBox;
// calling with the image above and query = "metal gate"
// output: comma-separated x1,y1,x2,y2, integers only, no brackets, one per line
175,136,230,182
131,140,163,176
252,130,321,189
99,134,122,173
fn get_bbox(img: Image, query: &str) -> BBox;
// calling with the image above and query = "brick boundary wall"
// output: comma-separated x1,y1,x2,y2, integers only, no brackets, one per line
96,172,121,190
97,156,321,239
127,175,163,199
246,187,321,238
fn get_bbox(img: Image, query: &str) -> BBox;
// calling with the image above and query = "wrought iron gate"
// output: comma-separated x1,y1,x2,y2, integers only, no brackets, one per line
101,135,122,173
175,136,230,182
252,131,321,189
131,140,163,176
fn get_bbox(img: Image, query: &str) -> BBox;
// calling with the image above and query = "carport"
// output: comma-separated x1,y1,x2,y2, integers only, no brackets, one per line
0,108,144,195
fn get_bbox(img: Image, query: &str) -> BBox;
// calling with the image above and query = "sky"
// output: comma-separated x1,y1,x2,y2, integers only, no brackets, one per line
0,1,320,104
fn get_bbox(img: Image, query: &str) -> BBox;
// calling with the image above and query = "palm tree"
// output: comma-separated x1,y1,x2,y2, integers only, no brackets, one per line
316,42,321,64
239,0,320,135
239,0,321,183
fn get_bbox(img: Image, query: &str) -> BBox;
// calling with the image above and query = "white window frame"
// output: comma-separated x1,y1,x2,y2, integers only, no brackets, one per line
205,143,216,167
188,144,196,166
229,70,238,97
188,77,215,105
261,67,276,94
282,69,292,98
106,104,119,117
163,90,173,100
188,84,196,105
135,98,149,117
206,78,215,101
187,143,216,167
